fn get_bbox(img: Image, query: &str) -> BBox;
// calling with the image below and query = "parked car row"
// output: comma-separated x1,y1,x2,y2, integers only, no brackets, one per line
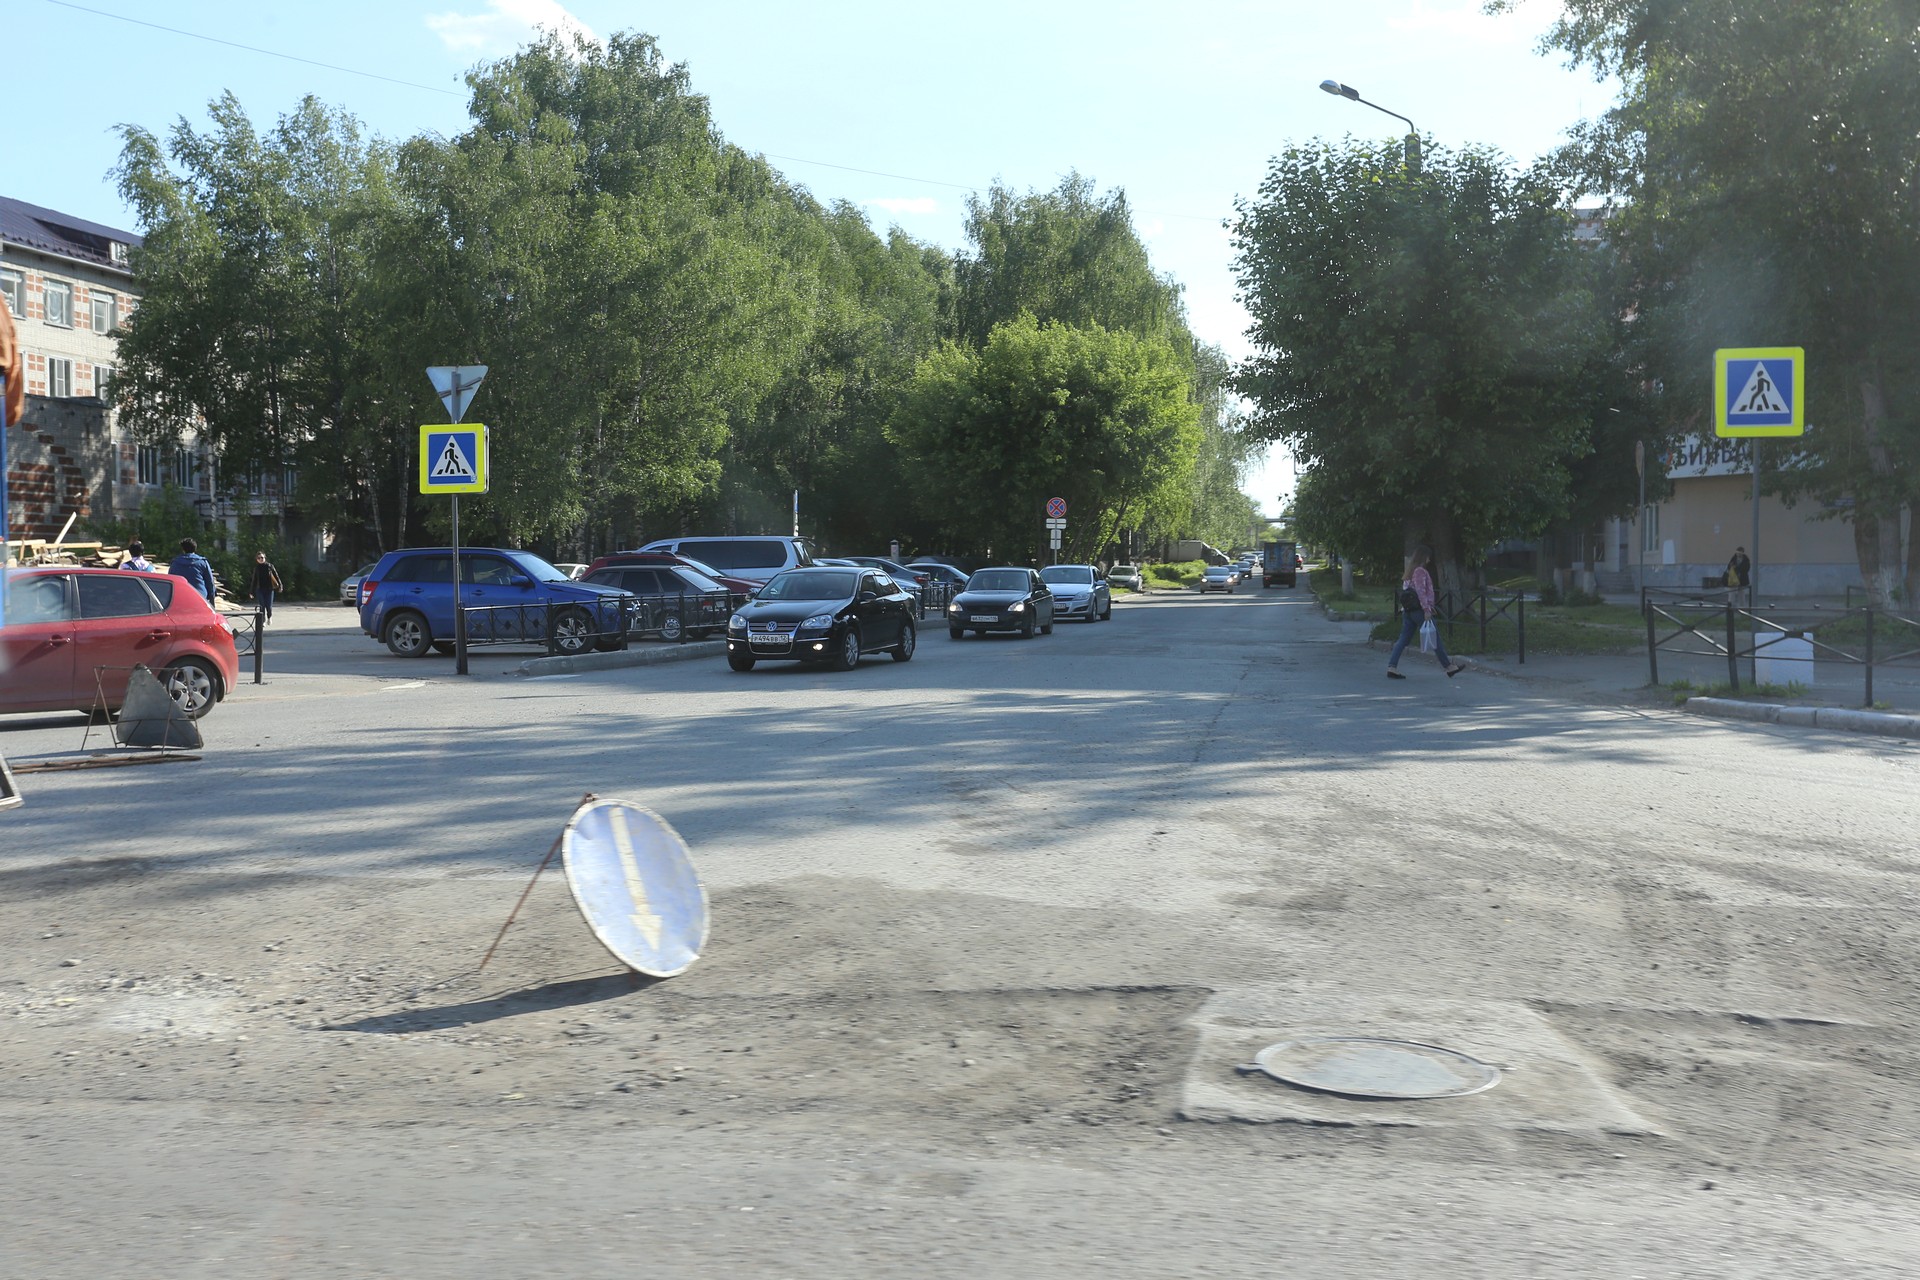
725,562,1120,673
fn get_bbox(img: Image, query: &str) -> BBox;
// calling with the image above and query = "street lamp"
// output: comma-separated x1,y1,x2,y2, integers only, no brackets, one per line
1319,79,1422,172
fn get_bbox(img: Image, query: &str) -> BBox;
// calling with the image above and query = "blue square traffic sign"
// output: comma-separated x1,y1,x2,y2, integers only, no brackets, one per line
1714,347,1804,438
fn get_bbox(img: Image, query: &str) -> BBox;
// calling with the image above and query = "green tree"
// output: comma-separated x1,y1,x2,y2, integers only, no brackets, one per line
1510,0,1920,605
891,315,1200,562
1232,139,1608,597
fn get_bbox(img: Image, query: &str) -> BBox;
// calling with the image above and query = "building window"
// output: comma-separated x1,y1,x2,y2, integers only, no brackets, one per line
44,280,74,328
91,291,116,332
94,364,114,401
172,450,200,491
137,445,162,486
282,464,299,498
0,270,20,318
1640,504,1660,555
48,357,73,398
110,242,129,266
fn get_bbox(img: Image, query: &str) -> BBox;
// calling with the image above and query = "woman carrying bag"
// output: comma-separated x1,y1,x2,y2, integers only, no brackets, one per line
249,550,284,624
1386,544,1465,680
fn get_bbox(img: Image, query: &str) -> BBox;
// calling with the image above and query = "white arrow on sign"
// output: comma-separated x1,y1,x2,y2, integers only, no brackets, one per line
427,365,489,424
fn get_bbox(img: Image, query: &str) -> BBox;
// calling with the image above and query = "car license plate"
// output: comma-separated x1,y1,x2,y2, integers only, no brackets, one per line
749,635,788,648
969,614,998,624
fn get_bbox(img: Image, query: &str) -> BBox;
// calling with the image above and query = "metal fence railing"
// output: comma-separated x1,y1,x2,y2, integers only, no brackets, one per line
621,590,735,643
1641,592,1920,705
1395,588,1528,663
460,597,633,655
219,609,265,685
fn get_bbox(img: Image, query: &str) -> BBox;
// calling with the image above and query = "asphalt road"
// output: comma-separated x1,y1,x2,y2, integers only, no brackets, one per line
4,587,1918,1278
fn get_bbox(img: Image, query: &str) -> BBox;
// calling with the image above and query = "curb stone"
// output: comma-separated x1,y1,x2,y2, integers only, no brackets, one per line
1686,696,1920,740
518,640,725,678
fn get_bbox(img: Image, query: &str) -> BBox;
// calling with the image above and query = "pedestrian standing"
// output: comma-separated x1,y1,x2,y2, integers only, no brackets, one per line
168,537,217,605
1386,544,1465,680
249,550,283,622
122,540,155,571
1725,546,1751,602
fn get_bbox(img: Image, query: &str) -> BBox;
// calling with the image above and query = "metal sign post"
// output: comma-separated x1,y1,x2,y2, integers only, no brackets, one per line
1713,346,1805,613
424,365,489,676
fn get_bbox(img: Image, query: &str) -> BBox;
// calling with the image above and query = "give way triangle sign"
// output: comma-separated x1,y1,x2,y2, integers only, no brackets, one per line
426,365,488,424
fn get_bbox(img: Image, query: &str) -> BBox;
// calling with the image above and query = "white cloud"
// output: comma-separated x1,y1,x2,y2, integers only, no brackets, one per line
426,0,598,56
862,197,939,216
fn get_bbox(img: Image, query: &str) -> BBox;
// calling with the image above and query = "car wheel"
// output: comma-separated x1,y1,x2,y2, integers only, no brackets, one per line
659,613,683,642
727,652,756,672
160,658,221,719
1021,614,1035,639
891,619,916,662
383,611,431,657
835,626,862,670
550,607,595,655
949,626,966,640
1101,600,1112,620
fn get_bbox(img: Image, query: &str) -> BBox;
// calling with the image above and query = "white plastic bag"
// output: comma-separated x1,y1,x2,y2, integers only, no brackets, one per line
1419,619,1437,653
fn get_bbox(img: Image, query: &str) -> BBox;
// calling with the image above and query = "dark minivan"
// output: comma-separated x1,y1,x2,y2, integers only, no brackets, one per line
358,548,631,657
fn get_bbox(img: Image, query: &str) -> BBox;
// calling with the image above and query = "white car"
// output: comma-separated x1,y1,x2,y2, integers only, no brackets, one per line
1107,563,1144,591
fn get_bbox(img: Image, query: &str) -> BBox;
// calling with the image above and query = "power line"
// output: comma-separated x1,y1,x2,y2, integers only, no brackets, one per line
46,0,1223,224
45,0,464,97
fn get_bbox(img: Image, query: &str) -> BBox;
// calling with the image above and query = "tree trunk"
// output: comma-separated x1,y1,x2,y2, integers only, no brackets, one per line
1426,512,1465,612
1858,367,1903,610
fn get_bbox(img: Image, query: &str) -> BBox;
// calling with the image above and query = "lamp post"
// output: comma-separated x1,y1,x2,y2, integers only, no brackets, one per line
1319,79,1421,172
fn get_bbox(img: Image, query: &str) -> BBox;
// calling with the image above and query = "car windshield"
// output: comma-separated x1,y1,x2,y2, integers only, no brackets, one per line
1111,566,1137,575
1207,566,1231,575
675,555,727,580
1040,566,1093,585
968,570,1029,592
507,551,574,584
758,569,857,601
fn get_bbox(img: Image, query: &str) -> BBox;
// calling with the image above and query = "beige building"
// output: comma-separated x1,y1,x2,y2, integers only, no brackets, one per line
1600,434,1870,597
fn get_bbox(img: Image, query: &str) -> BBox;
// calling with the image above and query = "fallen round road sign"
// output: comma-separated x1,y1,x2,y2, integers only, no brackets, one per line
561,798,709,977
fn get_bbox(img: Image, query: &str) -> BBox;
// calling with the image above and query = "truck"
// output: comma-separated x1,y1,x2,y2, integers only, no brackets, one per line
1262,540,1299,588
1172,540,1229,566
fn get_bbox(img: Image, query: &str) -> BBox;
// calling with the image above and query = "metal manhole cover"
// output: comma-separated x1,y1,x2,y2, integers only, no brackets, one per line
1238,1036,1501,1100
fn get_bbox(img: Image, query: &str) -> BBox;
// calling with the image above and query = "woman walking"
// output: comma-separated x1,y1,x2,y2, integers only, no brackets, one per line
249,550,283,623
1386,545,1465,679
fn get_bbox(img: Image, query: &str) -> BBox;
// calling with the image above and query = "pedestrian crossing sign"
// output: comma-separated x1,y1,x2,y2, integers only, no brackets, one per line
1714,347,1804,438
419,424,489,494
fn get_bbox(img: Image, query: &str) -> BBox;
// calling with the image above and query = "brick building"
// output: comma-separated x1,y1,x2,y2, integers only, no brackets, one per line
1,195,224,550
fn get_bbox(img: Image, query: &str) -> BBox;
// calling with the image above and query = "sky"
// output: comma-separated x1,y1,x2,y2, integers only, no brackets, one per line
13,0,1616,518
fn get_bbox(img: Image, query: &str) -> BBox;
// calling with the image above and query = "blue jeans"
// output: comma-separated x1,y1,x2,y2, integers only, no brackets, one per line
1387,608,1450,669
255,589,275,622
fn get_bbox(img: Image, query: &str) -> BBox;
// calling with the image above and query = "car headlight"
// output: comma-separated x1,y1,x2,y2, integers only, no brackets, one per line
728,613,747,631
947,601,962,612
801,612,836,630
1007,601,1026,613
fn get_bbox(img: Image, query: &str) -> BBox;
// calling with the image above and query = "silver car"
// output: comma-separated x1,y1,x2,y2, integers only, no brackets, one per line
1107,563,1144,592
1038,564,1111,622
340,562,376,606
1199,564,1238,593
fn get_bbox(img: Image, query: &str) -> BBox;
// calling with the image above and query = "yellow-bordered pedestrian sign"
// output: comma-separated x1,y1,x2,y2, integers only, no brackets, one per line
419,424,489,494
1714,347,1804,438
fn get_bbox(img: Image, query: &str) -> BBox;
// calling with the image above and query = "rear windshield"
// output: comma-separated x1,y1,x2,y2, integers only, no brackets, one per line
1040,566,1093,585
757,569,857,601
968,570,1029,592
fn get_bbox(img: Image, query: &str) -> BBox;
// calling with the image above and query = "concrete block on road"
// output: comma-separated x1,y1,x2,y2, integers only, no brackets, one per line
1774,705,1820,728
1686,697,1776,723
519,640,724,678
1815,706,1920,739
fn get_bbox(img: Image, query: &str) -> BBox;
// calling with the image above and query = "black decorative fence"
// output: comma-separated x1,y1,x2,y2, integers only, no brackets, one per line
1641,590,1920,705
459,596,635,655
219,609,266,684
1394,588,1528,663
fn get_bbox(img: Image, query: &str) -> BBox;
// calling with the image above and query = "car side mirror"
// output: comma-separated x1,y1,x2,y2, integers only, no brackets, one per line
859,589,877,602
510,574,533,588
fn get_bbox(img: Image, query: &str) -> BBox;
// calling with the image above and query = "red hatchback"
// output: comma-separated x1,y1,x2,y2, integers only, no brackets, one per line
0,567,240,719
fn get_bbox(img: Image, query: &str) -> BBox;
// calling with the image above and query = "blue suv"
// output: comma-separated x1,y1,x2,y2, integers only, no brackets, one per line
358,548,631,657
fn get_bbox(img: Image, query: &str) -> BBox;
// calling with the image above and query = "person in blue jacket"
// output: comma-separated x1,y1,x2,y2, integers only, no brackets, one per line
169,537,217,604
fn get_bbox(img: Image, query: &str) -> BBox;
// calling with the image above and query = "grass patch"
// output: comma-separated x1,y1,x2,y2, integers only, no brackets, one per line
1365,601,1648,655
1144,560,1205,590
1308,573,1397,620
1666,677,1812,705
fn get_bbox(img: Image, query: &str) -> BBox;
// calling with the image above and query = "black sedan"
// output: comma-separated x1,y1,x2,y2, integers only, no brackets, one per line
726,567,916,671
946,567,1055,639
